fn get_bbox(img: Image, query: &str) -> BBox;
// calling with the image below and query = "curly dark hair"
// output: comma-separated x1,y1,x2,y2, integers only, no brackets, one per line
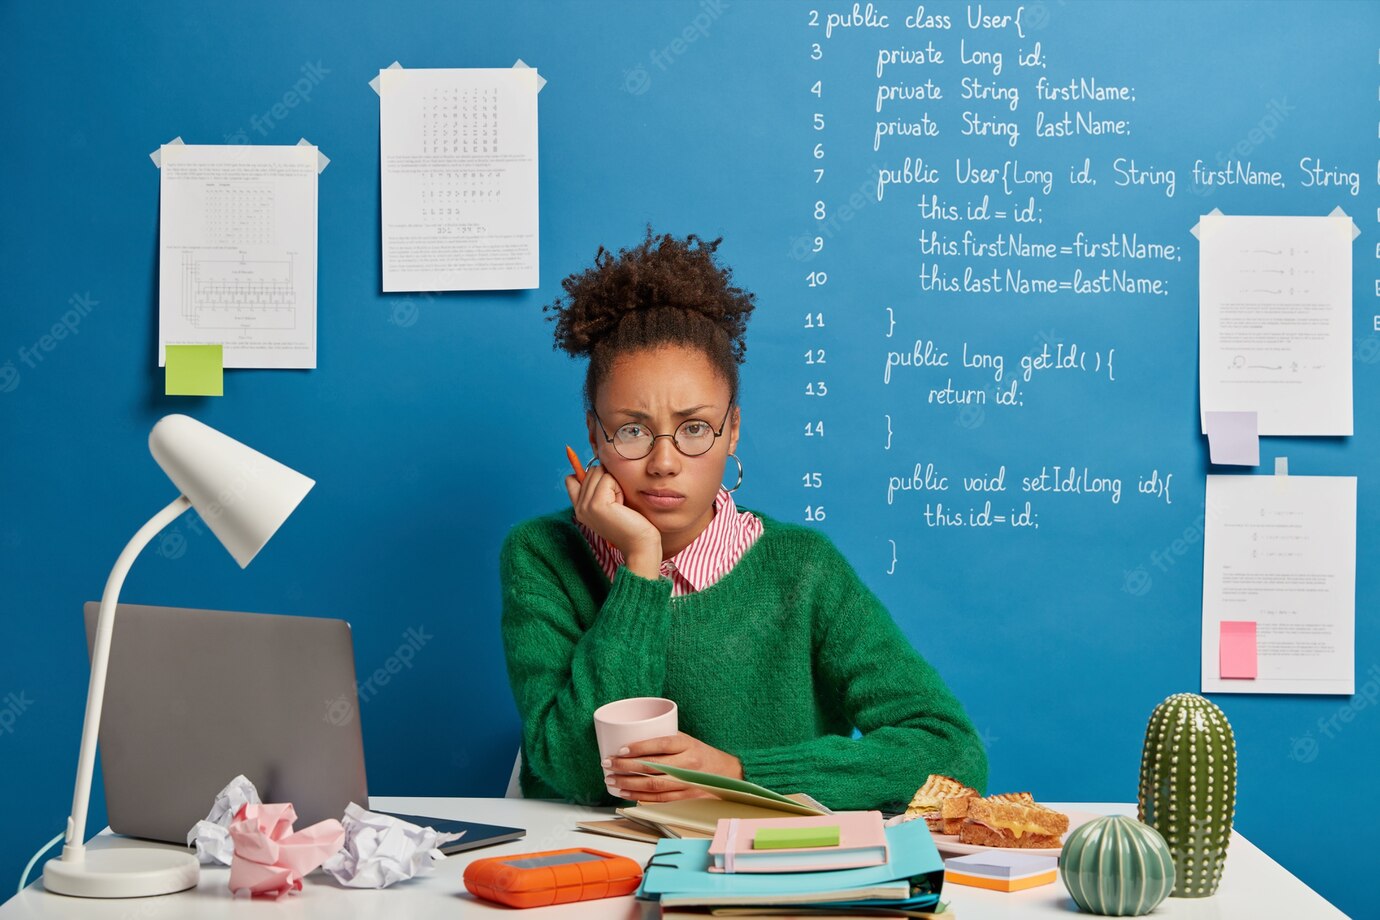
544,226,756,409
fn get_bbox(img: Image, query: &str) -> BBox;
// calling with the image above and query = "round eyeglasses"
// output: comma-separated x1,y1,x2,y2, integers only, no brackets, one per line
592,404,733,460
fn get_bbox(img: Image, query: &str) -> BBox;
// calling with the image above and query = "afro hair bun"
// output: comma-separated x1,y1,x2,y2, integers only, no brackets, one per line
545,225,755,364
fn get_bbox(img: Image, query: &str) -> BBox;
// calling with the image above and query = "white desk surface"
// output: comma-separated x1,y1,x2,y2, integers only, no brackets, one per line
1,798,1344,919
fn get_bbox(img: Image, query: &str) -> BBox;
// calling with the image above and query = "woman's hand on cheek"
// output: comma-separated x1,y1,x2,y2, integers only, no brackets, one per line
602,732,745,803
565,465,662,569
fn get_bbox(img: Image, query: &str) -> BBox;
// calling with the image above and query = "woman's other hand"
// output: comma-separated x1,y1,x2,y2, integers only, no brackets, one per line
601,732,744,802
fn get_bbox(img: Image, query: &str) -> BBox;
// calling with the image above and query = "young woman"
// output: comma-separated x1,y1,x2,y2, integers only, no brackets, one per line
500,229,986,809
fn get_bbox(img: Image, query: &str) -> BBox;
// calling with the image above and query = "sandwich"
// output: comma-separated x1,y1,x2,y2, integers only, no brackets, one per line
936,791,1033,835
903,775,978,827
959,797,1069,849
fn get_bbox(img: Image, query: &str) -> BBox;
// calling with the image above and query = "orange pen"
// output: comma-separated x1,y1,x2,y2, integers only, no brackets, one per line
566,445,585,483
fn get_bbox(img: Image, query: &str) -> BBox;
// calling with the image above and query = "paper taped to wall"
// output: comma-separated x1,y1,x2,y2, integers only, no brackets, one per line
157,143,319,368
378,67,539,292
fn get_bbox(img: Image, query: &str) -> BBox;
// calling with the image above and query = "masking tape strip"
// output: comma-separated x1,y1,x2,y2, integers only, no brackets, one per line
152,136,325,173
149,136,184,168
1188,207,1224,240
296,138,330,174
1193,207,1359,240
368,60,403,95
512,58,546,92
1328,205,1361,240
369,59,544,95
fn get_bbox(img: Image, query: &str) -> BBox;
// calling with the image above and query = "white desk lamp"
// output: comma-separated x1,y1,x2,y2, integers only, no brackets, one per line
43,414,314,898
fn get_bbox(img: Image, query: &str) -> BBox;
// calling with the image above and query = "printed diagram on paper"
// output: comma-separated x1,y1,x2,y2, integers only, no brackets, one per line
380,67,539,292
158,144,318,368
420,83,503,212
1201,473,1356,695
1198,214,1353,435
177,252,298,332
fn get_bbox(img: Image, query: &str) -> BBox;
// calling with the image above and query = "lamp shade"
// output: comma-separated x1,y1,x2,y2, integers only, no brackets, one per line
148,414,314,568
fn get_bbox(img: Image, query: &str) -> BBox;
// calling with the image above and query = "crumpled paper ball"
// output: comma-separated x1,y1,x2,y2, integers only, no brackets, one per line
227,802,345,898
321,803,465,888
186,774,262,865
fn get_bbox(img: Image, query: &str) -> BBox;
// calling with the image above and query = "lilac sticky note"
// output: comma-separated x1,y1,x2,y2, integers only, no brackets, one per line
1205,411,1259,466
945,852,1057,877
1220,620,1258,679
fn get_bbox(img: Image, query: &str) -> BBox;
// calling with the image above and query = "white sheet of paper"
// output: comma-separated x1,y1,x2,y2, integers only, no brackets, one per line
379,67,539,292
1198,214,1353,435
157,144,318,368
1201,474,1356,695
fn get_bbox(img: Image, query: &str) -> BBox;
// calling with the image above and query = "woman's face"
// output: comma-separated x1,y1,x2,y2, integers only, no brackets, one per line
587,345,741,552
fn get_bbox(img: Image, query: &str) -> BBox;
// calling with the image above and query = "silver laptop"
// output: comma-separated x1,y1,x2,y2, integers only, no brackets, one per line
83,602,369,844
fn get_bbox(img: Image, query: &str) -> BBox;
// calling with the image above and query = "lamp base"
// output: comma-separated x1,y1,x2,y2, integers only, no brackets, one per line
44,847,199,898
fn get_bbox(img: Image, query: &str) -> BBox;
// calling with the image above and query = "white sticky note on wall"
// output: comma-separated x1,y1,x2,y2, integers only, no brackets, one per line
1204,411,1259,466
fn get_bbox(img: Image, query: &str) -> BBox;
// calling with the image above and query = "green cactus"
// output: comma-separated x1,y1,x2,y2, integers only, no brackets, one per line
1060,815,1175,916
1137,693,1236,897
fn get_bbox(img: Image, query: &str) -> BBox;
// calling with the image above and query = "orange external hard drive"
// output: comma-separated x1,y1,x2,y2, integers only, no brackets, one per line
463,847,643,908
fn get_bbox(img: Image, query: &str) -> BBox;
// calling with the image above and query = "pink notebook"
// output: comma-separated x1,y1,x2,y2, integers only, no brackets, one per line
707,811,888,873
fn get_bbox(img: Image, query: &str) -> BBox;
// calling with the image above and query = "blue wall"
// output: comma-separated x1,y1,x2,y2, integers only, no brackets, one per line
1,1,1373,915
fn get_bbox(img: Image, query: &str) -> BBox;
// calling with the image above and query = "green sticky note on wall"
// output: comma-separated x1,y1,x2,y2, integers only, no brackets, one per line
165,345,223,396
753,825,839,850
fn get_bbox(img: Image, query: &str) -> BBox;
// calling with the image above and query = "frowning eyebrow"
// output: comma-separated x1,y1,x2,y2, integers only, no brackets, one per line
615,405,714,420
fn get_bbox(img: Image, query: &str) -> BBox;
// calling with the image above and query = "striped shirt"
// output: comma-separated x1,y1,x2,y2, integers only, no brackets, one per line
575,488,763,596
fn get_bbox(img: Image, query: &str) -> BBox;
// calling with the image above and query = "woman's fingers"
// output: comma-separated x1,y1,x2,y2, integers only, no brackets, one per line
605,734,689,774
602,469,625,505
568,464,608,523
581,467,639,536
584,464,623,511
610,773,684,794
609,781,712,804
628,789,713,803
604,733,706,799
606,773,694,799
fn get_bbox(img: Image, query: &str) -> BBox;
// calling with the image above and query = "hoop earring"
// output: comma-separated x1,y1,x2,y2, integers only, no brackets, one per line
724,453,743,493
584,456,600,474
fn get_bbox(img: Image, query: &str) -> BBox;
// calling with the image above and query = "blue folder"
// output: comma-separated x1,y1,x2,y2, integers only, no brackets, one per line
636,816,944,907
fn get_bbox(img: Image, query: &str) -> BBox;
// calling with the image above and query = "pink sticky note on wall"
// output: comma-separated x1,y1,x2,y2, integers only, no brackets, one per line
1219,620,1257,679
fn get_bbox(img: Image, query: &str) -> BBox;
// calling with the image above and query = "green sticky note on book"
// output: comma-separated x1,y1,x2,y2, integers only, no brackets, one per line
165,344,223,396
753,825,840,850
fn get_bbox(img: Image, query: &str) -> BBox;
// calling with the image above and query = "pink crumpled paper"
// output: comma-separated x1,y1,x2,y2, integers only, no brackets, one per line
227,802,346,898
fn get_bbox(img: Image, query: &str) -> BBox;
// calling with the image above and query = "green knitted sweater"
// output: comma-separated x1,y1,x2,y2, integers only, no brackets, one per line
499,508,988,810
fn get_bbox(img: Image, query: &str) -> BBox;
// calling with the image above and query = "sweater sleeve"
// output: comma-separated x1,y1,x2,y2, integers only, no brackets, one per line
736,537,988,811
499,522,674,804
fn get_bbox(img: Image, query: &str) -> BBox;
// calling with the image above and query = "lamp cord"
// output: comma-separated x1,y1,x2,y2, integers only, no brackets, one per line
17,829,64,895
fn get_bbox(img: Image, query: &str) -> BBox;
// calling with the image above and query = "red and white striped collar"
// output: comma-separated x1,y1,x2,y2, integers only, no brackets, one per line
574,488,763,596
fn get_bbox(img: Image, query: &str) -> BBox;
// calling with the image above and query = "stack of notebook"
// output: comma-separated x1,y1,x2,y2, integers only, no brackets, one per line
614,764,947,917
638,817,945,916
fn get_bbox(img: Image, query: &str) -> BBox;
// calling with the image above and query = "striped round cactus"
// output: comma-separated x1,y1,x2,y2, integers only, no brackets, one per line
1137,693,1236,897
1060,815,1175,916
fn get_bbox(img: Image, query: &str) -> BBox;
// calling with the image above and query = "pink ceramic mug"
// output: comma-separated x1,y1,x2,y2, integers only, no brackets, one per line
593,697,678,790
